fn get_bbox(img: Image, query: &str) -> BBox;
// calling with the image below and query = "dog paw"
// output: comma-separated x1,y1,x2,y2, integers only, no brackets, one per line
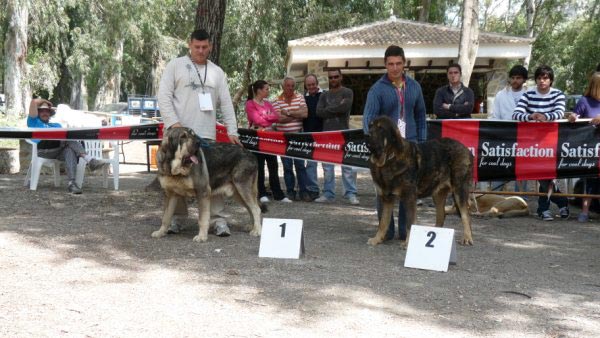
193,234,208,242
459,238,474,246
151,230,166,238
249,229,261,237
367,237,381,246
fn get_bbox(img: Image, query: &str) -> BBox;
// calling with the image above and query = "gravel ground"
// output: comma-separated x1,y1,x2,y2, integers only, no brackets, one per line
1,161,599,337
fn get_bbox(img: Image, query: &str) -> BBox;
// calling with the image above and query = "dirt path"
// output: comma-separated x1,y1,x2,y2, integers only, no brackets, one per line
1,168,599,337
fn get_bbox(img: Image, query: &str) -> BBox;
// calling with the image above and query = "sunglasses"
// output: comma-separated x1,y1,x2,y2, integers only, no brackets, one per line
328,75,340,79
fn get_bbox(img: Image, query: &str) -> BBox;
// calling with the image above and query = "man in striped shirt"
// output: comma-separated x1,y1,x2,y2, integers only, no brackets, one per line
512,65,566,122
273,77,310,201
512,65,569,221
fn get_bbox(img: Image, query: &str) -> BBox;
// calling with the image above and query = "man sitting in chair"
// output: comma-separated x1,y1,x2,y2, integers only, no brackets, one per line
27,98,106,194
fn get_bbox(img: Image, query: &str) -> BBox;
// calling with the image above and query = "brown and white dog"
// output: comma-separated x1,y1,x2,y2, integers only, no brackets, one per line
151,127,264,242
366,116,474,247
446,194,530,218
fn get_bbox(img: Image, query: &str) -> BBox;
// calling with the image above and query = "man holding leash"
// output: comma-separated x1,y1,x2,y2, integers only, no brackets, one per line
363,45,427,242
158,29,240,237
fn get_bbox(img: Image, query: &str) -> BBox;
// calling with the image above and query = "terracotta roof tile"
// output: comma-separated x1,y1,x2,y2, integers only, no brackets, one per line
289,17,532,47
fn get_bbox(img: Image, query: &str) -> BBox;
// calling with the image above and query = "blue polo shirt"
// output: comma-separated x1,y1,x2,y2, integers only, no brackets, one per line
27,116,62,146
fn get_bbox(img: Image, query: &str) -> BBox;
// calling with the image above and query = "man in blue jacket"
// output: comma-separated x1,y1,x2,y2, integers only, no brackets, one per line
363,45,427,242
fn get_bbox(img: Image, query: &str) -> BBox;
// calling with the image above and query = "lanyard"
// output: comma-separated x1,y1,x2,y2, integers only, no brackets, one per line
395,78,406,119
189,56,208,93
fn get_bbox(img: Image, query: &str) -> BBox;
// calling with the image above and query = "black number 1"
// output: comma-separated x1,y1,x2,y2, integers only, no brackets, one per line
279,223,286,237
425,231,436,248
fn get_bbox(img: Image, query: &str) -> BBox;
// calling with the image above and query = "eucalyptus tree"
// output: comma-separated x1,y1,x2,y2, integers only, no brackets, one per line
458,0,480,87
3,0,29,116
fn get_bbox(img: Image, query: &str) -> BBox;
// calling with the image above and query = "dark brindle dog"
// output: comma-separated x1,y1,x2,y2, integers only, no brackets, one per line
366,116,474,246
151,127,264,242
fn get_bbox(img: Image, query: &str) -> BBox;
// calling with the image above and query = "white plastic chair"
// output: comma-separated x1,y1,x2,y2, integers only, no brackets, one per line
23,140,62,190
75,141,120,190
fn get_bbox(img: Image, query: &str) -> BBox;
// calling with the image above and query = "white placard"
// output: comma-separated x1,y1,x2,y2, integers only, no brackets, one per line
404,225,457,272
258,218,304,259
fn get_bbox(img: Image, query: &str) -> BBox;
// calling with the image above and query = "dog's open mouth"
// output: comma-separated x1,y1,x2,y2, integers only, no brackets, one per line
182,155,199,166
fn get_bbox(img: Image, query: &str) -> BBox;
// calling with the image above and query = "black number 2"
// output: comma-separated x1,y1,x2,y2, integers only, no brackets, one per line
279,223,286,238
425,231,436,248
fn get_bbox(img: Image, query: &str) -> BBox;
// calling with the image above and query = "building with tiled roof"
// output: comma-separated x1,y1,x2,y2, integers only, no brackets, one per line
286,15,532,76
285,16,533,118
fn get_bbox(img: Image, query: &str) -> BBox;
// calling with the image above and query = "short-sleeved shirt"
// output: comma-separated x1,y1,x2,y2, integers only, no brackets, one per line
273,92,307,132
27,116,62,148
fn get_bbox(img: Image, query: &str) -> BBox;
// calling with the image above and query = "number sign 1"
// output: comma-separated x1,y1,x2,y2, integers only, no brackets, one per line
404,225,457,272
258,218,305,259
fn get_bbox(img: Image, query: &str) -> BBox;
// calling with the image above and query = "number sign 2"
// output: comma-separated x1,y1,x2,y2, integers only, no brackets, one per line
404,225,457,272
258,218,305,259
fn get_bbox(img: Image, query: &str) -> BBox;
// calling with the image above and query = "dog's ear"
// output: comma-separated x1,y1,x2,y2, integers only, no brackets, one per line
157,132,175,175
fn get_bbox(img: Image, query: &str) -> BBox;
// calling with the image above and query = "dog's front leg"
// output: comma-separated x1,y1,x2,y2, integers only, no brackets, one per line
368,195,394,246
401,192,418,249
152,194,178,238
194,196,211,242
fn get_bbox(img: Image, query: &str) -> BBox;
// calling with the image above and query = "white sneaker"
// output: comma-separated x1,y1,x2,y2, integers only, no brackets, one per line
259,196,270,203
280,197,293,203
315,196,333,203
215,219,231,237
348,195,360,205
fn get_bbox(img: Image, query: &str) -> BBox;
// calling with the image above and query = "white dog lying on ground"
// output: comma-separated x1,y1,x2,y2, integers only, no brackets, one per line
446,194,530,218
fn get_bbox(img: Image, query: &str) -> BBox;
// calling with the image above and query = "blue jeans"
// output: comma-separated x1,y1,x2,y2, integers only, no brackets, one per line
304,160,320,194
282,157,308,196
537,179,568,215
321,164,357,199
375,197,407,241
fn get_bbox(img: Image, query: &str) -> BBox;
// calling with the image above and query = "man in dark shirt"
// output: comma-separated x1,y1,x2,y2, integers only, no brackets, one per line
433,64,475,119
302,74,323,201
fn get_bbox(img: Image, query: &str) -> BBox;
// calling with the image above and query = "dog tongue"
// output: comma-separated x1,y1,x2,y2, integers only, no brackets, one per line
190,155,198,164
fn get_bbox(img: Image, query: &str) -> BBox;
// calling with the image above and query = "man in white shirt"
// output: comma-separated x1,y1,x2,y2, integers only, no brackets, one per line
158,29,240,237
492,65,528,120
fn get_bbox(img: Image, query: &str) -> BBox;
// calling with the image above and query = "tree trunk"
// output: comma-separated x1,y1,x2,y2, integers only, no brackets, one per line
4,0,29,116
524,0,536,68
457,0,480,87
70,73,88,110
525,0,536,38
418,0,431,22
231,59,253,113
195,0,227,64
93,39,124,109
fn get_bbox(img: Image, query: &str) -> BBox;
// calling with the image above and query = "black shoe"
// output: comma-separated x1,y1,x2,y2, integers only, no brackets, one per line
300,192,313,202
88,158,107,171
67,181,82,194
286,192,297,201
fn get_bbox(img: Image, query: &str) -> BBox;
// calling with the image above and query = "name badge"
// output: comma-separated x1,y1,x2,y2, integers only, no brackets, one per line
397,119,406,138
198,92,214,111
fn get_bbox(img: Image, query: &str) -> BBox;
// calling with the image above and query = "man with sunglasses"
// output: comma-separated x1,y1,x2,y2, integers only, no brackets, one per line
315,69,359,205
433,64,475,119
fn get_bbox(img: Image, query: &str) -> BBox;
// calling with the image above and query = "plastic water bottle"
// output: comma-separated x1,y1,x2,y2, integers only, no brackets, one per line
480,101,485,114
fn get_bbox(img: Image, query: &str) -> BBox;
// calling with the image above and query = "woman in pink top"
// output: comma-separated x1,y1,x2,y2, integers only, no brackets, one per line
245,80,291,203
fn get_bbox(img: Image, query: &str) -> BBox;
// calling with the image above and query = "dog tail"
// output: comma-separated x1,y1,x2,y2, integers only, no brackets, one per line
259,202,268,213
